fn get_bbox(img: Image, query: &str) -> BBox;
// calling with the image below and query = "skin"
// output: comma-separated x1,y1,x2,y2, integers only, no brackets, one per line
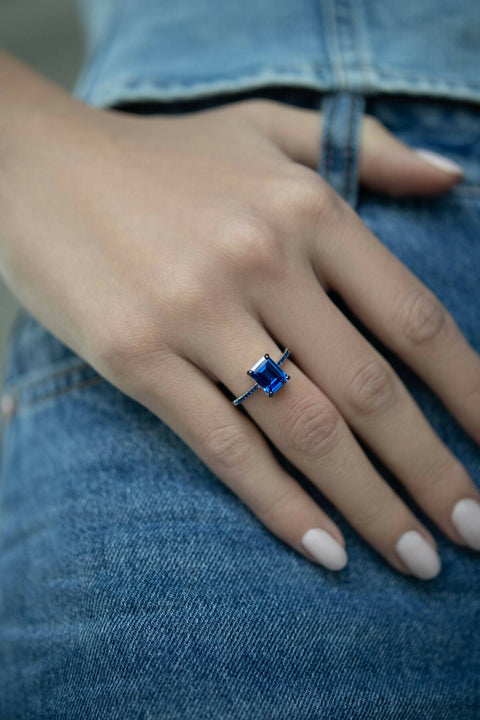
1,50,478,578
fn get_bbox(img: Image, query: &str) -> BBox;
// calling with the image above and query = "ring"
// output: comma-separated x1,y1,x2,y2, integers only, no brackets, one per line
233,348,291,406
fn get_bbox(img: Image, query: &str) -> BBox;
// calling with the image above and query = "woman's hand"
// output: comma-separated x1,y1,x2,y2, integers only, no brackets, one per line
1,57,479,579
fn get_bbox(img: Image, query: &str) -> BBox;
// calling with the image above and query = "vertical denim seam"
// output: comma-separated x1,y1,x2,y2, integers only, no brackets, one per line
322,0,344,88
325,95,336,182
343,96,356,203
80,0,128,99
354,0,376,90
346,94,365,207
318,92,364,208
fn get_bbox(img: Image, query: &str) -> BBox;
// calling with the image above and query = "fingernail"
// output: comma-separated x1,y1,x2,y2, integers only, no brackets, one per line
451,498,480,550
301,528,348,571
395,530,441,580
414,148,464,176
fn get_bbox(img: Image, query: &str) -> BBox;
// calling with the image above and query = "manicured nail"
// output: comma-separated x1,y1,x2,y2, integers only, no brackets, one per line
395,530,441,580
301,528,348,571
414,148,464,176
451,498,480,550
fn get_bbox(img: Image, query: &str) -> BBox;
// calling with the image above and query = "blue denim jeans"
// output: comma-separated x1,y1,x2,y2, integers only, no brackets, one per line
0,89,479,718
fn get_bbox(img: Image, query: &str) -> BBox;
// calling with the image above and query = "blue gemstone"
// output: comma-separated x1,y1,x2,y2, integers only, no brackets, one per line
249,355,288,396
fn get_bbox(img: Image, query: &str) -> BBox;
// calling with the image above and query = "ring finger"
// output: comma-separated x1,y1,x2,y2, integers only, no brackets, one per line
187,311,443,579
260,262,480,550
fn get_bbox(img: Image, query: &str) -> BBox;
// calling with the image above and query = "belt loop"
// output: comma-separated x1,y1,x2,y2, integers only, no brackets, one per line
317,92,366,208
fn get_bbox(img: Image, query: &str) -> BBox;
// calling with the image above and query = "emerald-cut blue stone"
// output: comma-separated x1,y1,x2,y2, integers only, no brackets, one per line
248,354,288,396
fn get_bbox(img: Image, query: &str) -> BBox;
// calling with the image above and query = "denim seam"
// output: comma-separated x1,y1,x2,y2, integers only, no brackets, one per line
15,373,106,412
2,370,106,422
347,95,365,207
79,0,128,99
322,0,345,88
78,64,480,93
352,0,375,86
333,0,356,88
343,96,356,203
318,92,364,207
2,359,99,396
80,77,480,114
324,96,335,182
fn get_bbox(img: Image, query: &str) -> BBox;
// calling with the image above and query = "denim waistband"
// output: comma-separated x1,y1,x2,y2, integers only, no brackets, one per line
72,0,480,109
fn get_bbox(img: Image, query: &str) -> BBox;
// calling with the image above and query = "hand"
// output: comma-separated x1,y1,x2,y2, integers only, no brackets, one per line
1,87,478,580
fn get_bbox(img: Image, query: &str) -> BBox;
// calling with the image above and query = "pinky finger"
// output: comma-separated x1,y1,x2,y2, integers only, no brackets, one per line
133,354,349,572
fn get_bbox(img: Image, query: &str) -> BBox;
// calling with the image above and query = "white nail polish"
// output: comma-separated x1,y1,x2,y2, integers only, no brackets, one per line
395,530,441,580
414,148,464,175
451,498,480,550
301,528,348,571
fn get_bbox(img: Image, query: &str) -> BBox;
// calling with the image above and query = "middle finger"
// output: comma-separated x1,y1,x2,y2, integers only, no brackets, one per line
260,261,480,550
188,310,442,578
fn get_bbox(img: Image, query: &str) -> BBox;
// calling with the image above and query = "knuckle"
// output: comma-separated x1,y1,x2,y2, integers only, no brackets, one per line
352,493,394,531
164,265,223,326
260,487,297,529
96,332,127,377
399,288,450,345
202,423,254,472
287,397,341,460
462,375,480,416
347,358,400,417
219,217,282,276
277,167,336,221
94,314,162,379
416,453,469,499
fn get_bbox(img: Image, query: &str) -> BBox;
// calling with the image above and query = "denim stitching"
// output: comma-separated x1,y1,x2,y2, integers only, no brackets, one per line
86,62,480,89
3,359,94,395
325,95,336,181
345,95,364,207
343,96,356,203
18,373,106,411
79,0,128,97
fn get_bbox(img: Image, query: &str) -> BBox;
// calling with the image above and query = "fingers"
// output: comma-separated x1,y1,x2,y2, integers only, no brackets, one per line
358,115,464,196
130,352,349,572
260,262,480,551
241,98,463,196
188,311,443,580
309,199,480,452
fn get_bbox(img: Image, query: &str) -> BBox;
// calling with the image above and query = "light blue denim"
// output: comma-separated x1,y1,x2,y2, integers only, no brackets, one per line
71,0,480,109
0,86,479,718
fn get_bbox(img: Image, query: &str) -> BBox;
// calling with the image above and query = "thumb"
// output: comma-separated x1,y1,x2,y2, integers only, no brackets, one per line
359,115,464,196
246,99,464,197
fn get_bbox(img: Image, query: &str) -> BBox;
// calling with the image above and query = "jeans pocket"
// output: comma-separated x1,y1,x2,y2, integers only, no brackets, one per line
1,308,104,420
1,358,104,422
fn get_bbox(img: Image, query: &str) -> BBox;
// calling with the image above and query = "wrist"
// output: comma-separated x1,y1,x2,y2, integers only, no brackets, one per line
0,49,104,174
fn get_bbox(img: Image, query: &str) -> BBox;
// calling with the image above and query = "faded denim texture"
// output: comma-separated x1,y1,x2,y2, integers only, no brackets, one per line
0,86,479,717
1,0,480,715
71,0,480,109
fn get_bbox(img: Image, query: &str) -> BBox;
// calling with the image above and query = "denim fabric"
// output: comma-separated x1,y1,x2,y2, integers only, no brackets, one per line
318,92,366,206
71,0,480,109
0,90,480,718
